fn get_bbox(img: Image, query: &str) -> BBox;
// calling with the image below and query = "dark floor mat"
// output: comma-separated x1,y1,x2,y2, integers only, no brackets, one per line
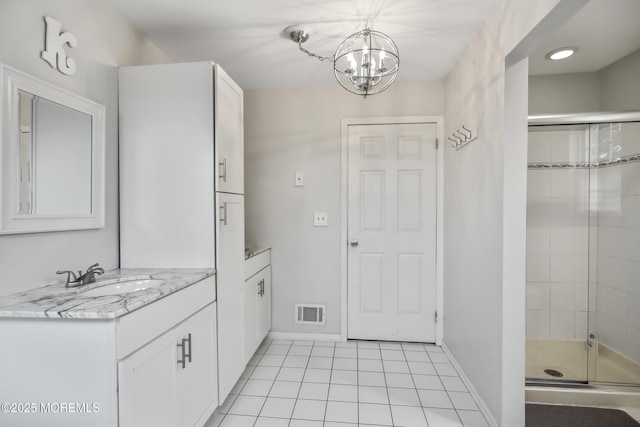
526,403,640,427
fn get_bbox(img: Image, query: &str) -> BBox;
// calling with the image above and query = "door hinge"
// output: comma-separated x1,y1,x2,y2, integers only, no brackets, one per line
435,138,439,149
435,311,438,322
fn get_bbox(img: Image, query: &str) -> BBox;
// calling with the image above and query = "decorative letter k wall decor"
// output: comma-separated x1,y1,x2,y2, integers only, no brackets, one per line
41,16,78,75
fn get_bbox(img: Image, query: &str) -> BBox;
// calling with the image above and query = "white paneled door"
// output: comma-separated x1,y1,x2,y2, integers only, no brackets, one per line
347,123,437,342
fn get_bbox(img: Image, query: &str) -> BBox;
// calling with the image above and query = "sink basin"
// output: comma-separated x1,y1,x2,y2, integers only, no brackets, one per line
81,279,165,297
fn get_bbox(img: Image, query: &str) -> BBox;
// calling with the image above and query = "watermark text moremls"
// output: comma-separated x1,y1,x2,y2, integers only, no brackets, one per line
1,402,100,414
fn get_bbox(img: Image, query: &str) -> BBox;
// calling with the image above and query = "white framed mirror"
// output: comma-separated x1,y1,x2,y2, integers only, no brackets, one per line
0,64,105,234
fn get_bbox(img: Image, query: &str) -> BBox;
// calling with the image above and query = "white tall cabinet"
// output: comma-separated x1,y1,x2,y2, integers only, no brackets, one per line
119,62,245,405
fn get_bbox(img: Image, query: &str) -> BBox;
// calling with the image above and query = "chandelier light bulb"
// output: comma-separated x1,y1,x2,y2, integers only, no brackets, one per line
346,53,356,74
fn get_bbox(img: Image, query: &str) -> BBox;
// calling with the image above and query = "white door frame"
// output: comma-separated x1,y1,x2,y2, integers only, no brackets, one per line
340,116,445,345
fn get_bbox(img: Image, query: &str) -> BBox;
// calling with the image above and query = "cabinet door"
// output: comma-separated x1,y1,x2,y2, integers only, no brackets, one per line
214,65,244,194
243,275,259,362
256,266,272,344
216,193,245,296
216,192,246,402
118,330,179,427
177,304,218,427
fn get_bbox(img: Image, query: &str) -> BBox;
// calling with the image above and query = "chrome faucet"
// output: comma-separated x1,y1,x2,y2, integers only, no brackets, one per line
57,263,105,288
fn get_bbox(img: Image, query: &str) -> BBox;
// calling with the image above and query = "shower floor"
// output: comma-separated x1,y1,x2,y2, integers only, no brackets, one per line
526,339,640,384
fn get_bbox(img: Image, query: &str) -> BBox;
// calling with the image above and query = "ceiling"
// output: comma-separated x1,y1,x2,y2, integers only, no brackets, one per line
529,0,640,75
104,0,498,90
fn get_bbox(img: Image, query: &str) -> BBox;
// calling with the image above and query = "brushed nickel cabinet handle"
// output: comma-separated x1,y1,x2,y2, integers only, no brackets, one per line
219,158,227,183
219,203,228,225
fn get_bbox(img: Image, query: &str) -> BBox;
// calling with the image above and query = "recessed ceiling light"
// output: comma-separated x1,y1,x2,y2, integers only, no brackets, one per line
546,47,577,61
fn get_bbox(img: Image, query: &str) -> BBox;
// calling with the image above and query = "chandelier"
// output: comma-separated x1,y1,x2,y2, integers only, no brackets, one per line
285,25,400,98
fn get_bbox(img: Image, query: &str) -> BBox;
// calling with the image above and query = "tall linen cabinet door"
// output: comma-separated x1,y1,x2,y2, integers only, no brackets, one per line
216,192,246,402
214,65,244,194
243,272,259,363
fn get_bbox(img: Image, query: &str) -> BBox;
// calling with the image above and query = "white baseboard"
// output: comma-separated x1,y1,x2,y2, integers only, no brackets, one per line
267,331,343,342
441,343,499,427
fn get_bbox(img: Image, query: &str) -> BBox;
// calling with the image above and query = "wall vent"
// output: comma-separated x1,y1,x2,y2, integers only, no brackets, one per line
295,304,326,325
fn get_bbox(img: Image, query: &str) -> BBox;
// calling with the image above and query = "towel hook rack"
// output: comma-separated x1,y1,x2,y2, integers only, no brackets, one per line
450,124,478,150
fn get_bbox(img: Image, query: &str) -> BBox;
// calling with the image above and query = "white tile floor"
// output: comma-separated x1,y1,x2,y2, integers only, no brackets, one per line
204,339,490,427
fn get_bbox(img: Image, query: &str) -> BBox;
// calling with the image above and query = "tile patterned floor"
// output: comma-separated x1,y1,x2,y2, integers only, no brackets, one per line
204,339,490,427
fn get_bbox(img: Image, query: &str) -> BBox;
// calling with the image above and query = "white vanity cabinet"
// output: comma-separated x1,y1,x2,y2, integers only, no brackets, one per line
118,304,217,427
0,275,217,427
243,266,271,362
243,250,272,361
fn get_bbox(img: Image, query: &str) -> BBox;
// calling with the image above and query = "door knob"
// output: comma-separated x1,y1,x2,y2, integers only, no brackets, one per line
350,239,359,247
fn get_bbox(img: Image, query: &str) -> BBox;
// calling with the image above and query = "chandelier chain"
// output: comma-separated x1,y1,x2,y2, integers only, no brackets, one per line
298,41,334,63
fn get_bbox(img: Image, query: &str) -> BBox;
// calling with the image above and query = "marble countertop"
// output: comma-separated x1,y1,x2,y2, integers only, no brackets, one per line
0,268,215,320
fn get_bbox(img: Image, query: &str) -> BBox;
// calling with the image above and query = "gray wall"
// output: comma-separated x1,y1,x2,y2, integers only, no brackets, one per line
600,48,640,111
0,0,170,297
529,48,640,114
443,0,585,424
529,72,600,114
244,81,444,335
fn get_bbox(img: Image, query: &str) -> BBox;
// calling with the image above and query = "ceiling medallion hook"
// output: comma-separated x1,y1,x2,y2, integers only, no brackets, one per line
288,28,309,44
284,23,400,98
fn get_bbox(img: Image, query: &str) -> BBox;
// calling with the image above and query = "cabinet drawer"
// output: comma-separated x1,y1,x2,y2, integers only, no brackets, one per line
245,249,270,280
116,276,215,359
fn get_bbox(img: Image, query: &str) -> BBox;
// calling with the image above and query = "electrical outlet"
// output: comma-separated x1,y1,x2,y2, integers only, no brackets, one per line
294,172,304,187
314,212,328,226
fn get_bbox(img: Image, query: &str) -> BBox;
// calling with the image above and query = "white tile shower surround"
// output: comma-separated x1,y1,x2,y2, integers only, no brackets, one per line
526,125,591,342
204,339,489,427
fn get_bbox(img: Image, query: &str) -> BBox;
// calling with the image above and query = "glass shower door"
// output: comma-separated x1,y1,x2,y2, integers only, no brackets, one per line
590,121,640,385
526,124,591,382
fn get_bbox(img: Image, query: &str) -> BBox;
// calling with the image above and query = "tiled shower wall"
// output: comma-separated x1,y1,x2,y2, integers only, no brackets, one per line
595,122,640,364
526,122,640,365
526,126,590,340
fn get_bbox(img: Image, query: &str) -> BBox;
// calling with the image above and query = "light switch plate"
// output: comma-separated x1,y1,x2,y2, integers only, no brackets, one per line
294,172,304,187
314,212,328,227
